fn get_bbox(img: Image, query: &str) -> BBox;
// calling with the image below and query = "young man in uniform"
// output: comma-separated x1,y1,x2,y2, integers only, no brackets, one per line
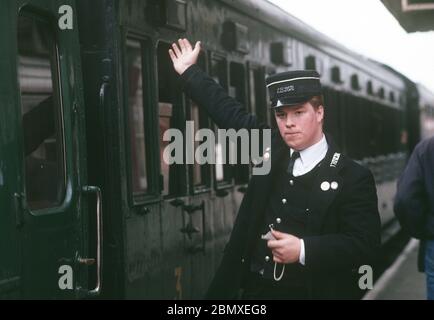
169,39,381,299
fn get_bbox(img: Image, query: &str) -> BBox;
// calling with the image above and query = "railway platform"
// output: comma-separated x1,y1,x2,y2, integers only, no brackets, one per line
363,239,426,300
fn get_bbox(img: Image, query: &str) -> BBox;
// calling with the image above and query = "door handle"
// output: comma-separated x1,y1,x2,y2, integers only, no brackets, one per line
13,192,25,228
180,201,206,254
180,222,200,240
80,185,103,297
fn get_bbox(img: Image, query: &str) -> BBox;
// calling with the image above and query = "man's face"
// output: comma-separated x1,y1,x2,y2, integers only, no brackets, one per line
274,102,324,151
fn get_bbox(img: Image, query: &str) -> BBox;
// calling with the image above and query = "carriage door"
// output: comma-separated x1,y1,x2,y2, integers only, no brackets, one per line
15,1,95,298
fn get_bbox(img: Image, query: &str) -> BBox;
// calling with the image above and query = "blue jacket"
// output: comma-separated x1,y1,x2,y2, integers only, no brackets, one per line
395,137,434,239
394,137,434,271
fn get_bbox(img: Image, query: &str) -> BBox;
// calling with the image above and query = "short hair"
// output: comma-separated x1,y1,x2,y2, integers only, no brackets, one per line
309,95,324,109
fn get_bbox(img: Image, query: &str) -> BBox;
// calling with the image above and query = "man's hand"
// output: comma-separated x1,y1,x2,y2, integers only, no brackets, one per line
168,38,201,75
267,230,301,264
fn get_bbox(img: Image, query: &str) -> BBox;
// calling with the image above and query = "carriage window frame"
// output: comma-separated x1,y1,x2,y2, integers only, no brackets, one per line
188,50,212,195
246,63,267,178
123,33,160,205
209,52,234,190
248,63,267,124
229,60,250,185
17,9,68,214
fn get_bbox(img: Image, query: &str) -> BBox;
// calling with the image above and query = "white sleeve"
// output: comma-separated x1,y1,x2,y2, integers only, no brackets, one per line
299,239,305,265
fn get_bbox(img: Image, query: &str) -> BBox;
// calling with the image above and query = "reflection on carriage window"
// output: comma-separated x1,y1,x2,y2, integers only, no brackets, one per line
18,13,65,210
126,39,148,194
159,102,173,196
191,102,203,186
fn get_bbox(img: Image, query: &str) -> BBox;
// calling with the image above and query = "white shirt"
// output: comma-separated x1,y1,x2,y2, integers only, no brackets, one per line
290,134,328,177
290,134,329,265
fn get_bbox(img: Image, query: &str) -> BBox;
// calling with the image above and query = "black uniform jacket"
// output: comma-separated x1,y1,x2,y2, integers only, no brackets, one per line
181,65,381,299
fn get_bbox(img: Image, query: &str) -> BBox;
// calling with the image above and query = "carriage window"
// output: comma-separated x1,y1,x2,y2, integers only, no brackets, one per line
211,57,232,185
249,67,267,122
230,62,249,184
191,52,210,189
367,81,374,95
378,87,385,99
305,55,316,70
331,66,342,84
126,38,149,194
351,74,360,91
389,91,396,103
18,13,65,211
158,42,185,196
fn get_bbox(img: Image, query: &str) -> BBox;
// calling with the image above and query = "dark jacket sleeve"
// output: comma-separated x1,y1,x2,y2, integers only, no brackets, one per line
180,64,269,130
303,168,381,272
394,145,429,239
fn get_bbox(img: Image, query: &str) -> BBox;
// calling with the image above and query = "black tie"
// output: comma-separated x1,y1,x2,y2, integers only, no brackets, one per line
287,151,300,176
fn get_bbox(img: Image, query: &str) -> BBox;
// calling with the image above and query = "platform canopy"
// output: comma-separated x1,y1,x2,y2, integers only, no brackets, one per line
381,0,434,32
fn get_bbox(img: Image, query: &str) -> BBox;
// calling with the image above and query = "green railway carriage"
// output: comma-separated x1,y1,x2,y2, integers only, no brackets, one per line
0,0,429,299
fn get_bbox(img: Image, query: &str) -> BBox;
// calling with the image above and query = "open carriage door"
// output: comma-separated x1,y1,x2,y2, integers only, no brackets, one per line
13,0,101,298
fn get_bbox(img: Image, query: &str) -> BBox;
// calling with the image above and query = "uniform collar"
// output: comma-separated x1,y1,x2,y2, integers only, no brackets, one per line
290,134,328,168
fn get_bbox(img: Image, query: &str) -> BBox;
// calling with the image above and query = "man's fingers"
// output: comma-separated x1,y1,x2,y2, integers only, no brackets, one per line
273,256,283,264
267,239,283,249
183,38,192,51
193,41,201,54
271,229,290,240
178,38,186,52
172,43,181,57
168,49,177,61
272,249,281,258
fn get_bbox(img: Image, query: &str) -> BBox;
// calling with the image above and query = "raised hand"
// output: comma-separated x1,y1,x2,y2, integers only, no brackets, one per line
168,38,201,75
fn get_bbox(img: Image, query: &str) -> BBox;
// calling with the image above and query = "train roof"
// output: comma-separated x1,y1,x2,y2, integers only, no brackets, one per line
219,0,405,90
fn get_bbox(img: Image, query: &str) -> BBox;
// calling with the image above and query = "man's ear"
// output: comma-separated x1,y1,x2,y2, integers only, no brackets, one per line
316,105,324,122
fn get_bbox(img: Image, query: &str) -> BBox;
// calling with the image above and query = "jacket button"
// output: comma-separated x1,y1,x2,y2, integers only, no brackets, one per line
282,198,287,204
289,180,294,186
276,218,282,224
305,208,310,213
241,258,245,263
265,256,270,262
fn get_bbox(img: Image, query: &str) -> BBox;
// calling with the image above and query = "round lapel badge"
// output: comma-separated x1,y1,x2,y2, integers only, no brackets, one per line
331,181,339,190
320,181,330,191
